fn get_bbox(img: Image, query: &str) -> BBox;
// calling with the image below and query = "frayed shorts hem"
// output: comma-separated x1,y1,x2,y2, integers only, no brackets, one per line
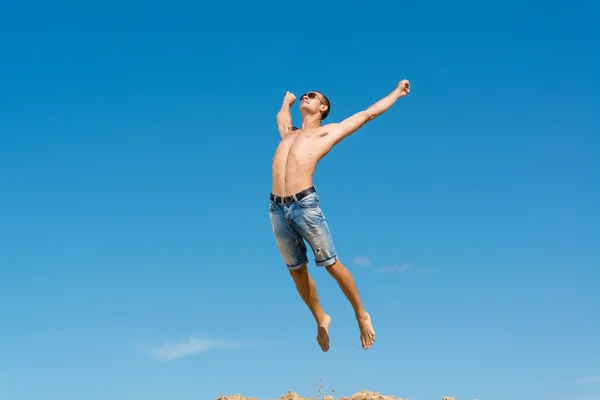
287,260,308,271
315,255,338,267
286,254,339,271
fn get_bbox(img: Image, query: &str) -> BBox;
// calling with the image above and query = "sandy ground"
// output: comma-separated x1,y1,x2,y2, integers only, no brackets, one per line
215,389,407,400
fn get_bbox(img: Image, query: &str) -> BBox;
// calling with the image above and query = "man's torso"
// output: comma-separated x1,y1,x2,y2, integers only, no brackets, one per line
271,126,334,196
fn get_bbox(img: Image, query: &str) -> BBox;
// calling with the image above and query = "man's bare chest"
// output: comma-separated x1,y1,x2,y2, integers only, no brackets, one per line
284,128,328,146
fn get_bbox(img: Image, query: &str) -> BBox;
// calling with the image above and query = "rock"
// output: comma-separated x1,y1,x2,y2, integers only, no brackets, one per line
339,390,407,400
213,389,407,400
280,391,305,400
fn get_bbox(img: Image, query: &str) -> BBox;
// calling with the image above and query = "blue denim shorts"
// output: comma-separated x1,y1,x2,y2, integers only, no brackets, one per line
269,187,339,271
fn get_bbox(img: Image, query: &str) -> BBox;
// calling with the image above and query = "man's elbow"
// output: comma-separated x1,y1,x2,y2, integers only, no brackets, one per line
275,111,292,123
364,108,378,121
276,114,288,126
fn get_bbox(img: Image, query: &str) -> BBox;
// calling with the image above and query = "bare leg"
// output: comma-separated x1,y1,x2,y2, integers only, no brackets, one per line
325,260,375,349
289,264,332,352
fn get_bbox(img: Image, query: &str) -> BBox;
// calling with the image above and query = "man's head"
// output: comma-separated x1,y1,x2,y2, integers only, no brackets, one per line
299,91,330,121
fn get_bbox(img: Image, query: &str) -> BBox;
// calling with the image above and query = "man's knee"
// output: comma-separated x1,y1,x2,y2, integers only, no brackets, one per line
325,260,343,275
289,264,308,278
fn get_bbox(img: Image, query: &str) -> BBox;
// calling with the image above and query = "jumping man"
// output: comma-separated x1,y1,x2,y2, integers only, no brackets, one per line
268,79,411,352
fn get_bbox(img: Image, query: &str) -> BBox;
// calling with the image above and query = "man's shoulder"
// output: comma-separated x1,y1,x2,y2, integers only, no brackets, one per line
321,122,339,129
320,122,341,134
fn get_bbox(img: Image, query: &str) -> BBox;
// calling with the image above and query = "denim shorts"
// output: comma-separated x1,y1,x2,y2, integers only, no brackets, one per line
269,187,339,270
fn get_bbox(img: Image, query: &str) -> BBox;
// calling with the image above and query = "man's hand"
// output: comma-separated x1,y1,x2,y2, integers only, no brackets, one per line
284,91,296,107
397,79,410,96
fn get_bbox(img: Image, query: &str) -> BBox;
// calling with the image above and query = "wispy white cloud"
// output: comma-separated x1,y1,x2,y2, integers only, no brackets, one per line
420,266,436,275
573,375,600,384
352,257,433,276
378,262,410,274
142,337,242,362
352,256,372,267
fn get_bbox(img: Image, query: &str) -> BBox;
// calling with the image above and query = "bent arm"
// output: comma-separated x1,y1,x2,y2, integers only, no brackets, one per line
328,87,407,143
276,103,293,138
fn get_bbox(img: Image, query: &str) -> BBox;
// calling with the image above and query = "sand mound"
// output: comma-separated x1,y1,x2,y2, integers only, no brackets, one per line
215,389,407,400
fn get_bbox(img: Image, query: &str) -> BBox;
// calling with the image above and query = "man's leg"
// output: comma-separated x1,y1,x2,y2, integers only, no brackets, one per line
289,264,332,352
325,260,375,350
291,191,376,350
269,200,331,352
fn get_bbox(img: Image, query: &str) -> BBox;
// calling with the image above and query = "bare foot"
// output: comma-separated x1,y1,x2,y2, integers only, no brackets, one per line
357,312,375,349
316,314,332,352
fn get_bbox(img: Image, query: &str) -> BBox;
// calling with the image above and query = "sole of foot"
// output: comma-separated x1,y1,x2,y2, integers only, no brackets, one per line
317,314,332,352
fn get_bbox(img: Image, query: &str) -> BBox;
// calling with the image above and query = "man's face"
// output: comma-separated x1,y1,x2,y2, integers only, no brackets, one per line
299,91,328,118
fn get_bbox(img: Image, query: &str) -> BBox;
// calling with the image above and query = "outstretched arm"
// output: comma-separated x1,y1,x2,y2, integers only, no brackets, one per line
276,91,296,138
327,80,410,144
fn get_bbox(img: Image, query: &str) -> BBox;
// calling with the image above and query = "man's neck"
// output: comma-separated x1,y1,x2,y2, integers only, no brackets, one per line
301,114,321,130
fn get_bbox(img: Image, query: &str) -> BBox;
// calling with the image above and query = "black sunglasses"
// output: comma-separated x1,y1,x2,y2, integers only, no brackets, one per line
300,92,323,102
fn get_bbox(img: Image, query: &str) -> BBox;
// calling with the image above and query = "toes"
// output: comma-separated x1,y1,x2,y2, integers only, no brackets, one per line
317,339,329,352
361,333,375,349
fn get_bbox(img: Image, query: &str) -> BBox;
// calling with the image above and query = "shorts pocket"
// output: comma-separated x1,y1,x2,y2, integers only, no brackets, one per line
297,193,320,209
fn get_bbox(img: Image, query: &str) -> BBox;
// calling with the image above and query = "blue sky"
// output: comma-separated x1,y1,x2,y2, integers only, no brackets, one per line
1,1,598,400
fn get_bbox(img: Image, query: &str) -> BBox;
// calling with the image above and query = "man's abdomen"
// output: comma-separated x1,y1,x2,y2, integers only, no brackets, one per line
272,155,316,196
272,167,315,196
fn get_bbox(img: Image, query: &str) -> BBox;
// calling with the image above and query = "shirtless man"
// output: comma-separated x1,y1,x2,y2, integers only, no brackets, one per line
269,79,411,352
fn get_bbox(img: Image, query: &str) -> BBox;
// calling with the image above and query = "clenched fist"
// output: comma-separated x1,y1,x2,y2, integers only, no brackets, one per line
283,91,296,106
397,80,410,96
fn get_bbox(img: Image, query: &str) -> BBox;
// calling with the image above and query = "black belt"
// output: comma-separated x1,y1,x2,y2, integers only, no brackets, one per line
270,186,316,205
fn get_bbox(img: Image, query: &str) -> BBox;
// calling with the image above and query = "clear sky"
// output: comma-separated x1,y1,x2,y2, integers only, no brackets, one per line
1,1,598,400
